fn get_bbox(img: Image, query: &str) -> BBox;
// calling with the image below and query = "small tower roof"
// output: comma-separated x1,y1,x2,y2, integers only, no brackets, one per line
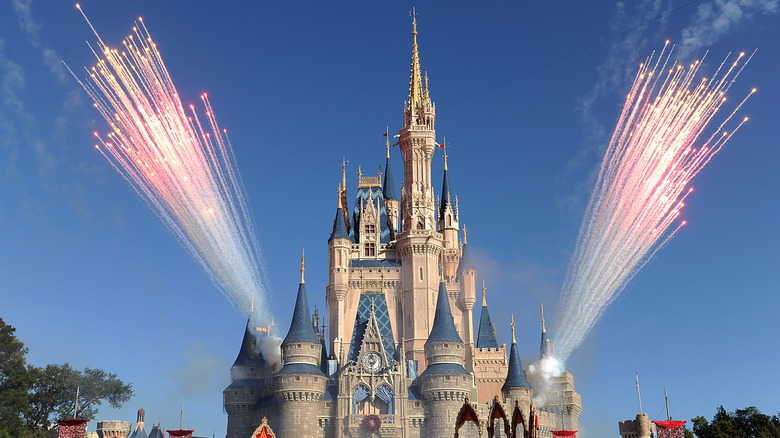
457,225,475,272
476,281,499,349
232,318,266,368
329,191,349,241
281,255,320,346
383,156,398,201
426,282,463,345
439,153,453,217
503,315,532,391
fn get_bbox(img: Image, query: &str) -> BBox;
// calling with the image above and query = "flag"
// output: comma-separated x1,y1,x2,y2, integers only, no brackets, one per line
382,133,388,137
438,143,445,148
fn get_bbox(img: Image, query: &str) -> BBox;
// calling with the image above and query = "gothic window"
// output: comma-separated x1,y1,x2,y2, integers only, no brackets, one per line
365,224,376,235
417,220,424,230
365,243,376,257
447,216,451,226
419,267,424,281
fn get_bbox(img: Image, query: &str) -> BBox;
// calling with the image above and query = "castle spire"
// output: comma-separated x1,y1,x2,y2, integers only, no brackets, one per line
476,280,498,349
408,8,423,111
540,303,552,359
300,249,305,283
282,256,319,346
502,314,532,391
541,304,546,333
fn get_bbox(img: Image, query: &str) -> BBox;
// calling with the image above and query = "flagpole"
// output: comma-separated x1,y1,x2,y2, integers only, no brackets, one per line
636,373,643,415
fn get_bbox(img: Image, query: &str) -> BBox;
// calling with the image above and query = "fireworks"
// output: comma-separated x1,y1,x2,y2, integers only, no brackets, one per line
71,7,271,328
553,42,755,363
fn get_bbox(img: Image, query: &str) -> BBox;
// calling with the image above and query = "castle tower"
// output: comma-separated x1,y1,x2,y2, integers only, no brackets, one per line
128,409,147,438
501,316,533,415
224,303,275,438
438,147,459,253
273,255,327,437
418,281,472,438
326,190,351,357
396,11,446,366
457,226,477,371
473,281,508,403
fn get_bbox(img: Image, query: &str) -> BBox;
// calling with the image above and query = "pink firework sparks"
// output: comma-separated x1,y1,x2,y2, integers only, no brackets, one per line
553,42,755,363
70,7,271,327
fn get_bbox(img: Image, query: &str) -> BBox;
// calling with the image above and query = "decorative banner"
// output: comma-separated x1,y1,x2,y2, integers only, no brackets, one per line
654,420,687,438
552,431,577,438
56,419,89,438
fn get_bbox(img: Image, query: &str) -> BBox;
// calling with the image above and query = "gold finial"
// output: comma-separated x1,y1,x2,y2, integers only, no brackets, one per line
424,71,430,100
386,126,391,159
511,314,516,344
337,185,343,209
250,294,254,313
481,279,487,307
341,157,347,192
541,304,546,333
462,224,468,244
358,165,362,179
442,137,448,171
300,249,305,283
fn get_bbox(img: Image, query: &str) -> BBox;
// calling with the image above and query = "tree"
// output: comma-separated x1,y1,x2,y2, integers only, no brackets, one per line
691,405,780,438
0,318,134,436
0,319,36,438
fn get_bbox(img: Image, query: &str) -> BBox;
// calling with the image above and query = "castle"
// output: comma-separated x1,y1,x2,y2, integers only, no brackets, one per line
223,14,581,438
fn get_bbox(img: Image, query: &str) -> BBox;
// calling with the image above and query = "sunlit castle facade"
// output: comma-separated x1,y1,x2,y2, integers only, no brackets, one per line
224,15,581,438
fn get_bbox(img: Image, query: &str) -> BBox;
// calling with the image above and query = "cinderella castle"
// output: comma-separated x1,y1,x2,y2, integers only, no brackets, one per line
223,13,582,438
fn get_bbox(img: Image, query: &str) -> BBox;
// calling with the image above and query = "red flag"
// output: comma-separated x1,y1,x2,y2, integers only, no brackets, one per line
382,133,388,137
438,143,445,148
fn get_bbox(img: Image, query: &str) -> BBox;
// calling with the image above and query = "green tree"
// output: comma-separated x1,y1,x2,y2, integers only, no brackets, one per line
0,318,134,436
0,319,36,438
692,405,780,438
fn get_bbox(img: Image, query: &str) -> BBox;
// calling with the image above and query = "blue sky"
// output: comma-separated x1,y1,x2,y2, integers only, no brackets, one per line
1,1,779,436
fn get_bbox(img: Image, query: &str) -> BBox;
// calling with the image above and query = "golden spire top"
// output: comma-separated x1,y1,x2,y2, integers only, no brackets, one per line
463,224,468,244
386,126,391,159
482,279,487,307
442,137,448,171
358,165,362,179
541,304,546,333
408,8,423,111
250,294,254,314
511,314,516,344
300,249,305,283
337,184,343,209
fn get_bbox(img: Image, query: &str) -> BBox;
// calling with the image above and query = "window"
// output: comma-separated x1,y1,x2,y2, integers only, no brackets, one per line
365,243,376,257
365,224,376,235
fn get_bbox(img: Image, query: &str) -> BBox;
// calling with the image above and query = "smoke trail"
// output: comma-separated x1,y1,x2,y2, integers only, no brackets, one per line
70,8,279,349
553,43,755,363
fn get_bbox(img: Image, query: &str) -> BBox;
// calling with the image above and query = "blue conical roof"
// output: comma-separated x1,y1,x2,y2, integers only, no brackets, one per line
426,282,463,345
476,305,498,349
232,318,266,368
458,243,475,272
383,157,398,201
282,282,319,345
439,168,452,217
502,341,532,390
329,207,349,240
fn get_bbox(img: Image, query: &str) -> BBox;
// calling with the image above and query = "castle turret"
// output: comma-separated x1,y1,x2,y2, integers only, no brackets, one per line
473,281,508,403
224,308,273,438
457,225,477,370
383,135,400,236
128,408,147,438
418,281,472,438
327,190,351,358
274,255,326,437
502,315,533,411
438,145,459,253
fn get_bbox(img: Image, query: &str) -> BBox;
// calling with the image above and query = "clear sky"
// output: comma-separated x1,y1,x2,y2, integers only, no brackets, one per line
1,1,779,436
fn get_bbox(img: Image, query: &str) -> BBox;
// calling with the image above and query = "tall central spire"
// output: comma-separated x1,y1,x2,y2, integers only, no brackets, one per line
408,8,423,111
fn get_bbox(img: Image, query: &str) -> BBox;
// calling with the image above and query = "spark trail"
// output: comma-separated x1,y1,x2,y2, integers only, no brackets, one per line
553,43,755,364
71,8,275,340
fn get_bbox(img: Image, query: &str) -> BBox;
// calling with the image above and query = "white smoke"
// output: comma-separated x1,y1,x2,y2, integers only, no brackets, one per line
258,334,283,369
526,356,562,406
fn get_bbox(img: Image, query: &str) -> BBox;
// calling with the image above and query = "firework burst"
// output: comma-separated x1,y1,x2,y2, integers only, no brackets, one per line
553,42,755,363
70,6,272,330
